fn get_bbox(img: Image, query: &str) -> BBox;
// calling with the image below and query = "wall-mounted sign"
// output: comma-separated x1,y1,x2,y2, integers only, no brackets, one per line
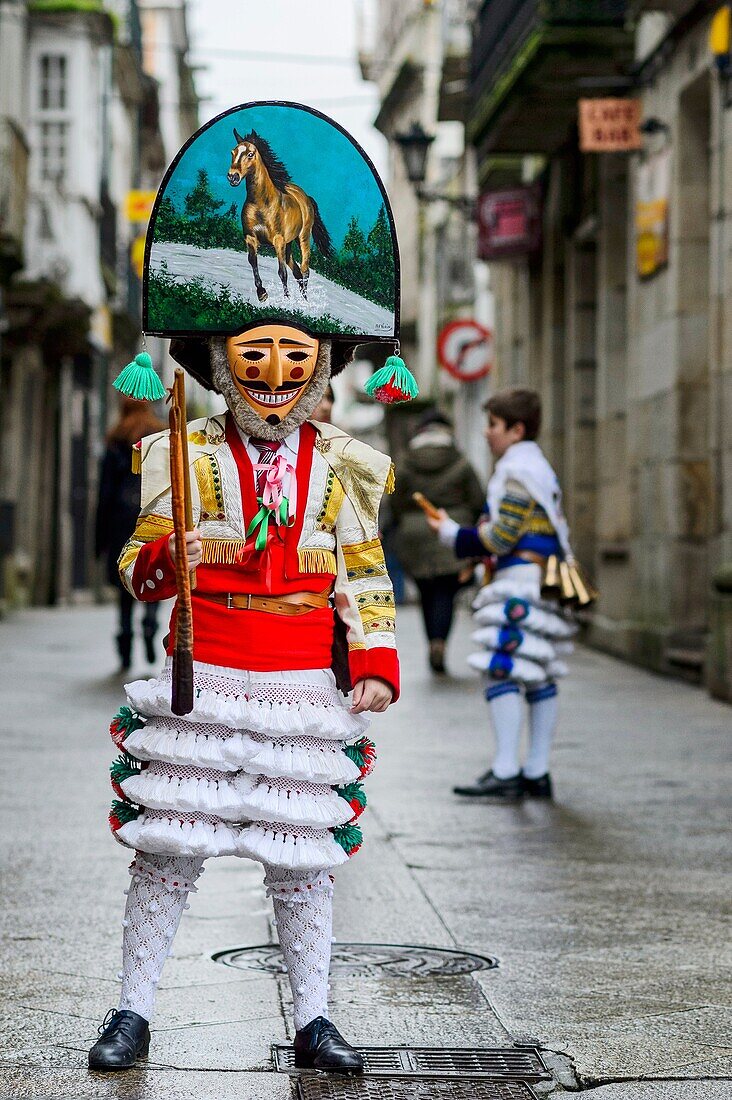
579,98,642,152
477,185,542,261
130,234,146,279
636,147,671,279
437,319,493,382
125,190,157,223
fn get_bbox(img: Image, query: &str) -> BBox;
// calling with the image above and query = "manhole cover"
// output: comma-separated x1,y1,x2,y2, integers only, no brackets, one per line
213,942,497,978
273,1046,549,1080
297,1080,538,1099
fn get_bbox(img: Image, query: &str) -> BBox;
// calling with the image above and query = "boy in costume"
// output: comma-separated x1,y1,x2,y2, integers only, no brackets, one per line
89,103,416,1075
428,389,577,802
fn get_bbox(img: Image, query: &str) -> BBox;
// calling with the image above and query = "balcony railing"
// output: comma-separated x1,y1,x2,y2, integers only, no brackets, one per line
0,118,30,273
471,0,627,100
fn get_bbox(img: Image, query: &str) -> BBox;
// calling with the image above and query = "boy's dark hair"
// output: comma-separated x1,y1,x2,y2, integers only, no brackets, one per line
484,388,542,440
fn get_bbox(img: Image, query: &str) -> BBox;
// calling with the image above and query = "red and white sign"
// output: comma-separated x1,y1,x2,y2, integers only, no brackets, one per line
477,185,542,261
437,320,493,382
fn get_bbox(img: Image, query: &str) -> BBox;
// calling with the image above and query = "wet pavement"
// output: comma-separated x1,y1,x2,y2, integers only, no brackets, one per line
0,599,730,1098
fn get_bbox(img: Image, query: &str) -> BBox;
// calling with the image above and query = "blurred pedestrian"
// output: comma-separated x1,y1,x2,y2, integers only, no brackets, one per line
95,397,164,671
312,382,335,424
392,410,484,672
425,389,579,801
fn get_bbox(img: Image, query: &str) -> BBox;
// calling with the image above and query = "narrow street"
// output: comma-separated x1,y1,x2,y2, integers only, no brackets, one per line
0,599,729,1099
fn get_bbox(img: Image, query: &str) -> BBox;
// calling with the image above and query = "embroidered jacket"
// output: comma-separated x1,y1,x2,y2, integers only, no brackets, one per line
455,478,560,570
118,413,399,697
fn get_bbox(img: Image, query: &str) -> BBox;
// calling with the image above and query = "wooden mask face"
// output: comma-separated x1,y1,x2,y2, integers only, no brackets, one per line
225,324,320,426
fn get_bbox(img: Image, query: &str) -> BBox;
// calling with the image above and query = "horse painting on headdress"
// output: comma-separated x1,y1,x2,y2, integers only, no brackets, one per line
227,129,334,303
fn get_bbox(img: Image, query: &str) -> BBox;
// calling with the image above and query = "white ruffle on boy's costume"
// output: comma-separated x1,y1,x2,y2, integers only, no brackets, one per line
468,565,572,686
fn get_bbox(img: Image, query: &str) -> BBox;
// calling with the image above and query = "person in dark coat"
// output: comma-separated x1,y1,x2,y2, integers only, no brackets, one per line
392,410,485,672
95,397,165,670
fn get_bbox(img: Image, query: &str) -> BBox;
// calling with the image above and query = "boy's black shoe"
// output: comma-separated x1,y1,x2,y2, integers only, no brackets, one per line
88,1009,150,1071
522,772,553,799
453,770,523,800
294,1016,365,1075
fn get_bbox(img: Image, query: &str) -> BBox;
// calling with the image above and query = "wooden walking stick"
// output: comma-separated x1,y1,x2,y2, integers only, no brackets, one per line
169,368,195,715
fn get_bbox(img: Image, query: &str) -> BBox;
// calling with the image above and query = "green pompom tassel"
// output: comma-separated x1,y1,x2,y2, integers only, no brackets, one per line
109,798,141,833
364,355,419,404
113,351,166,401
332,822,363,856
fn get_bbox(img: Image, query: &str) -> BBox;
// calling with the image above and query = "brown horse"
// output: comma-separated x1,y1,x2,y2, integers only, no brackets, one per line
227,129,333,303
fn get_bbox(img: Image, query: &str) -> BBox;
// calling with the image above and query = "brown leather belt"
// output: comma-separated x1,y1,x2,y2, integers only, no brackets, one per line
513,550,547,567
195,590,331,616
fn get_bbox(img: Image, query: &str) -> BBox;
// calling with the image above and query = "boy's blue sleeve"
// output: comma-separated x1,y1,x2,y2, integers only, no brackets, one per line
454,504,491,559
455,526,488,558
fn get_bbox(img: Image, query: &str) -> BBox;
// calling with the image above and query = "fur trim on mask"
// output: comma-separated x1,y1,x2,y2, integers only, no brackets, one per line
210,339,333,442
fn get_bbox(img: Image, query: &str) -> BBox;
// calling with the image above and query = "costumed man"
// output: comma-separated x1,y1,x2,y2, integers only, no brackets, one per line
426,388,588,802
89,102,417,1075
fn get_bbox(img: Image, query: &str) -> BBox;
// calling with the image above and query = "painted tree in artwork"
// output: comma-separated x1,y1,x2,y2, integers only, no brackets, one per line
367,205,391,263
184,168,224,220
343,215,367,260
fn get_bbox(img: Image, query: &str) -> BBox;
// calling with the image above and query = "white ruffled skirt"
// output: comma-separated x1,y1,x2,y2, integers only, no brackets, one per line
468,564,576,685
108,661,374,871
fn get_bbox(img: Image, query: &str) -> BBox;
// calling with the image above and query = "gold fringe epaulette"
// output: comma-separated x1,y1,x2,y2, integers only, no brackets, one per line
298,548,337,575
200,538,247,565
385,463,396,495
131,447,141,475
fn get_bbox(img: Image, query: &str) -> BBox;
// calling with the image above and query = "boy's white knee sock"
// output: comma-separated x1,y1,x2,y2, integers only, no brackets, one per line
486,682,522,779
523,682,558,778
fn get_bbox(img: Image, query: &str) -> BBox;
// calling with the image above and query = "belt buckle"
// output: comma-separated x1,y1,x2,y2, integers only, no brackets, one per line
246,593,253,610
226,593,234,610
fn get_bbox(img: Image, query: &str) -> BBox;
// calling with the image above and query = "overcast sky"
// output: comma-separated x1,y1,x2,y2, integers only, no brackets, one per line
186,0,386,175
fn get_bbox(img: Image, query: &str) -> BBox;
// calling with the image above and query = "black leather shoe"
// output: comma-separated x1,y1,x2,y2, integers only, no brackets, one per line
522,772,553,799
453,770,523,800
294,1016,364,1075
88,1009,150,1071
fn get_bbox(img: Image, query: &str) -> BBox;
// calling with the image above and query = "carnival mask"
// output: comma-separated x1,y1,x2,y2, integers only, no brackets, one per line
212,326,332,442
226,325,319,423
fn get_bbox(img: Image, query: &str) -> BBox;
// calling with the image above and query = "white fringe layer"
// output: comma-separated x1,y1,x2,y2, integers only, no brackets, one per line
117,812,242,858
238,778,353,829
119,768,258,821
470,625,556,664
472,601,577,639
117,813,349,869
467,651,568,683
236,736,362,785
238,823,349,870
123,721,362,785
126,661,368,742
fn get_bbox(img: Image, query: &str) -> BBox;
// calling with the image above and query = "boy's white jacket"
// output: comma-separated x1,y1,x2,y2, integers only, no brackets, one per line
120,414,397,669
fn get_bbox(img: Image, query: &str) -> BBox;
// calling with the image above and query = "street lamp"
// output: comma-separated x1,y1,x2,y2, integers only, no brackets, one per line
394,120,475,213
394,121,434,185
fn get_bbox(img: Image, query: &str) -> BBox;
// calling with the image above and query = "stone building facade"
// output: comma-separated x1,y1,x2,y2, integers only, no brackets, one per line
0,0,197,611
468,0,732,697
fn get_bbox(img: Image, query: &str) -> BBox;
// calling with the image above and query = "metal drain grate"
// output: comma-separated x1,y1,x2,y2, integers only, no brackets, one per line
214,942,497,978
273,1046,549,1080
297,1079,538,1099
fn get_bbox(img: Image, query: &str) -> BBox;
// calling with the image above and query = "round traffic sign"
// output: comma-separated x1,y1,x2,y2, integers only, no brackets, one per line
437,320,493,382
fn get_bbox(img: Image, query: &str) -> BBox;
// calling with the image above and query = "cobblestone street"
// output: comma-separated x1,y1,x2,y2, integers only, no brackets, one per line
1,600,730,1098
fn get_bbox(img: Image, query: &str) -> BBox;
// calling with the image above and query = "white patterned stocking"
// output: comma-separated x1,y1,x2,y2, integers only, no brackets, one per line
264,865,335,1031
117,852,204,1021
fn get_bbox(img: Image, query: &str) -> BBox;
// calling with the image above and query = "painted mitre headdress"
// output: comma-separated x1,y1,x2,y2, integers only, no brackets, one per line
114,102,417,417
